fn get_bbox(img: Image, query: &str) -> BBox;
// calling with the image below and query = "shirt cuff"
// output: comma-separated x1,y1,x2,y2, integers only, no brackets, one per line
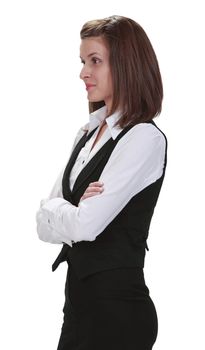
40,197,73,237
36,197,74,246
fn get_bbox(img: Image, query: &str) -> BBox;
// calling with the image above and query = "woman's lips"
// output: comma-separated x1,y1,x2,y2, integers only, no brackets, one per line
86,84,96,90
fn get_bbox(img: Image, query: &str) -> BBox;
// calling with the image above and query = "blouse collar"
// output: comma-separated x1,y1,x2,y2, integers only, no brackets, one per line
82,106,123,140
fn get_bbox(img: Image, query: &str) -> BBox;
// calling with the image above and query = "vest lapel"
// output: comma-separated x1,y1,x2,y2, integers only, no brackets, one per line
62,127,98,202
70,125,134,196
52,127,98,272
71,138,114,195
52,124,134,272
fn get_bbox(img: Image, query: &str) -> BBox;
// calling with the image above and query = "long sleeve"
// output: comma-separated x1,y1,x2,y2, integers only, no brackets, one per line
35,168,66,244
36,125,87,245
36,123,166,245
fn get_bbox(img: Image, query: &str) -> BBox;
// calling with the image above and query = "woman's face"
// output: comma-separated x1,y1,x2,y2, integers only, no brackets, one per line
79,36,113,113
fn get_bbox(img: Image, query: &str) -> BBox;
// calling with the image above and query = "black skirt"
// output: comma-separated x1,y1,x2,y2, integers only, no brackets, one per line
57,262,158,350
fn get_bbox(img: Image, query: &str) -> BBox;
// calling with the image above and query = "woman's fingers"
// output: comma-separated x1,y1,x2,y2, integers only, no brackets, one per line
79,181,104,203
81,191,103,200
88,181,104,188
82,187,104,198
85,182,104,193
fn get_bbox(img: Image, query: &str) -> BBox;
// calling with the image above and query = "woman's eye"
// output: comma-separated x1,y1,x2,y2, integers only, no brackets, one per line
92,57,101,64
80,57,101,65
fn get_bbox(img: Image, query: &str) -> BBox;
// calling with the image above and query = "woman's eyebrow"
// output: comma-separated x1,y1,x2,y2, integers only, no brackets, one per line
87,52,100,57
80,52,101,59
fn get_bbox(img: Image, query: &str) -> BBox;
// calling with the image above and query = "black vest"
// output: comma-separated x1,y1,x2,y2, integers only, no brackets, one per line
52,122,167,280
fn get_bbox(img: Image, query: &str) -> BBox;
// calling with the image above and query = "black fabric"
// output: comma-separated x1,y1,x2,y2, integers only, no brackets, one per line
52,127,98,272
52,121,167,280
52,124,134,273
54,121,167,350
56,262,158,350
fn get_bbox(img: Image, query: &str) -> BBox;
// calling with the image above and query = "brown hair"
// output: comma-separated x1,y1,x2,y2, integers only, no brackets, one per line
80,15,163,127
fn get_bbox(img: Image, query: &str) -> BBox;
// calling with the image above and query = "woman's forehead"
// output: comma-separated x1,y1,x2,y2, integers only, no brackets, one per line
80,37,109,57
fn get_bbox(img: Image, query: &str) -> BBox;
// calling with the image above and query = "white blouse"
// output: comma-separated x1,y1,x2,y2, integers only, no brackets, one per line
36,106,166,247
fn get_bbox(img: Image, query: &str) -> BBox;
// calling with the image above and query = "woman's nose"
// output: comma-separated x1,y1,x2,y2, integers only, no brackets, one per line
79,65,91,80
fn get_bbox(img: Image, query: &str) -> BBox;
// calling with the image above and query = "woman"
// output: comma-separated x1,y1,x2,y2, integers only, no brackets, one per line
36,15,167,350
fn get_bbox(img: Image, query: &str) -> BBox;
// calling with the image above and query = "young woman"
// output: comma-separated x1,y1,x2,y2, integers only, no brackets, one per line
36,15,167,350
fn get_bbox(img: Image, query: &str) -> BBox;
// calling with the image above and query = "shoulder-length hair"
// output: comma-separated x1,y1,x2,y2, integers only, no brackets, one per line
80,15,163,127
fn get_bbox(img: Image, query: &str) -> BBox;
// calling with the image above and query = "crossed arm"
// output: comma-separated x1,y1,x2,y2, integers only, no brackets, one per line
36,123,166,246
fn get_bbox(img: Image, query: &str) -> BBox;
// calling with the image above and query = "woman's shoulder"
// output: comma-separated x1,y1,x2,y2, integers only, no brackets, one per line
122,120,167,146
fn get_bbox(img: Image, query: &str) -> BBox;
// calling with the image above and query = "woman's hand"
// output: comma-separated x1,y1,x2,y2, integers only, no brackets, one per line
79,181,104,203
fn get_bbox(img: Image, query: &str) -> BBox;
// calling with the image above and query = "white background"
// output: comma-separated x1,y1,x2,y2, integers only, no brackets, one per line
0,0,204,349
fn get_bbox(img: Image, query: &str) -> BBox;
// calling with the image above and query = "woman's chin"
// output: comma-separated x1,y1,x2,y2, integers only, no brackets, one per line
87,97,103,103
